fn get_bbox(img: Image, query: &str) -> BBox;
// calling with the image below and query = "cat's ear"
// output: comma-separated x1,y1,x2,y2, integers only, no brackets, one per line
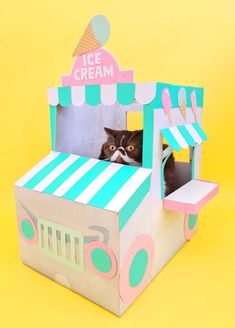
134,129,143,136
104,127,115,136
130,129,143,140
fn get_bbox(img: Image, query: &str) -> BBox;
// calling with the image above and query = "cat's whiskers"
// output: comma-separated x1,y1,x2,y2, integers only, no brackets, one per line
110,148,134,164
130,160,142,167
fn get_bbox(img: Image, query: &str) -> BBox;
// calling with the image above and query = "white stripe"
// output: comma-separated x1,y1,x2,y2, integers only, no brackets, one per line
33,155,79,192
48,88,59,106
75,162,122,204
186,107,195,124
71,86,85,106
185,124,202,144
15,152,59,187
105,169,152,212
169,127,188,149
135,82,156,104
53,158,99,197
100,84,116,105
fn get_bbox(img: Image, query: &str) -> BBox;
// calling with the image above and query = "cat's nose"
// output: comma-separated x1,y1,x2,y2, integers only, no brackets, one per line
118,147,125,155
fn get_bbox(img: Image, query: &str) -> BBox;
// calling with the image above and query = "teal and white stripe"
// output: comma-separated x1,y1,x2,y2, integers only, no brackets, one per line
15,152,60,187
52,158,99,197
48,83,157,107
105,168,152,212
15,152,152,230
62,160,112,201
75,162,121,204
48,83,204,108
34,154,79,192
161,122,208,151
87,165,139,208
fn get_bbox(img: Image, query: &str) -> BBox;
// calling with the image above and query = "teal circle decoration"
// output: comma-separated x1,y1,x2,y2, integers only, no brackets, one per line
21,219,35,240
188,215,198,230
129,249,149,287
91,248,112,273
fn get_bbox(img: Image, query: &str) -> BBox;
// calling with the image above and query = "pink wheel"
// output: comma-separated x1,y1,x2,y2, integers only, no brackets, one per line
119,234,155,304
18,212,38,245
184,214,198,240
86,241,117,279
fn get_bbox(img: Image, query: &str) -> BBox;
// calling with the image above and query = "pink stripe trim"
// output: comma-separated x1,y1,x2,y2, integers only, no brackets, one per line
164,199,185,212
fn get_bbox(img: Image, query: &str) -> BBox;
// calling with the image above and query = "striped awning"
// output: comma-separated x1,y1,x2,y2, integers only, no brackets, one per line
160,122,208,151
48,83,157,107
15,152,152,231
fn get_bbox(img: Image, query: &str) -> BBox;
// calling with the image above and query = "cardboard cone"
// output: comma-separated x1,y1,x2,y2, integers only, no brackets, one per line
178,88,187,121
180,100,187,120
73,15,110,57
191,91,197,122
73,24,101,56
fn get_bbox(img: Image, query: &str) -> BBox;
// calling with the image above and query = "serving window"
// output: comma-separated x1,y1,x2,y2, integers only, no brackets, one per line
161,146,194,198
160,124,218,214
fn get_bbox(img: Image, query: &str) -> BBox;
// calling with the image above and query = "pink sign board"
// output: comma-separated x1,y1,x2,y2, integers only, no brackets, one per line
61,48,134,86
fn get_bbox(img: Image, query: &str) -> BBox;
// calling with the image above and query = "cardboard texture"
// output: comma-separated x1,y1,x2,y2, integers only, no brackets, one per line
14,16,218,316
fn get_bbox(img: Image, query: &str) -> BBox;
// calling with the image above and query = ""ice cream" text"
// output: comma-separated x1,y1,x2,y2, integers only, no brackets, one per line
74,52,114,81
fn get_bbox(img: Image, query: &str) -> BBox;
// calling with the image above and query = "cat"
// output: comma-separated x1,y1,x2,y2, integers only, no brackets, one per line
99,127,175,196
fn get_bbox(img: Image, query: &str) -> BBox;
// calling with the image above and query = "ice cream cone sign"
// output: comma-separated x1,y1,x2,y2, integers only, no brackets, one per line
73,15,110,57
162,88,172,125
191,90,197,121
178,87,187,120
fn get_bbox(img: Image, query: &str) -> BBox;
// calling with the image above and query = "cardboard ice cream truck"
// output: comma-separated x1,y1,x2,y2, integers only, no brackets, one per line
14,16,218,316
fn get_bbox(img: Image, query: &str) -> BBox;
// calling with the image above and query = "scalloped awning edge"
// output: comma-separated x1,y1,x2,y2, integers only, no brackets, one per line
48,83,157,107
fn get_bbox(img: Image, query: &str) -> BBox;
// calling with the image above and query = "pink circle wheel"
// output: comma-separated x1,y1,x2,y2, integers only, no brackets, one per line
119,234,155,304
18,212,38,245
86,241,117,279
184,214,198,240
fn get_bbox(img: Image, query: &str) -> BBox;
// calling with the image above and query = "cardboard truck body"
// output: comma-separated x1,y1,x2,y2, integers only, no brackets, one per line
14,16,218,316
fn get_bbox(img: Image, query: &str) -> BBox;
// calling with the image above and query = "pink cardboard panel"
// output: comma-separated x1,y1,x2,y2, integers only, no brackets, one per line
61,48,133,86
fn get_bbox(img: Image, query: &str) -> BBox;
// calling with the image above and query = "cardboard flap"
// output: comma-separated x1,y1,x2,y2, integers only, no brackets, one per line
164,179,218,214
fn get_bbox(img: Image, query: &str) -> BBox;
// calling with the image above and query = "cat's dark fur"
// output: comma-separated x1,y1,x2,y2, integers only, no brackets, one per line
99,128,175,196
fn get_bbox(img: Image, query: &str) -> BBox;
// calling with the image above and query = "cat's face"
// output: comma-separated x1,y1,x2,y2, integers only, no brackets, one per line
99,128,143,165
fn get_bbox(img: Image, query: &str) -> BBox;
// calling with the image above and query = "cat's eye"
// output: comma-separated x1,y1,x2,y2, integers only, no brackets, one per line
109,145,116,151
126,145,135,151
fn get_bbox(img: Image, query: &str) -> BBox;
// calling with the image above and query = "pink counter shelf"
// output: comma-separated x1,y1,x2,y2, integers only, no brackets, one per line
164,179,219,214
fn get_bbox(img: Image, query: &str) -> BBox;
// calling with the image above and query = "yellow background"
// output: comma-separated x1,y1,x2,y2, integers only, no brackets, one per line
0,0,235,327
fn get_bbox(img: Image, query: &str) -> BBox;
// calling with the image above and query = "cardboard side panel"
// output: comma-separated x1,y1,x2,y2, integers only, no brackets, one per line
150,201,186,276
119,193,186,315
14,186,120,316
119,193,152,314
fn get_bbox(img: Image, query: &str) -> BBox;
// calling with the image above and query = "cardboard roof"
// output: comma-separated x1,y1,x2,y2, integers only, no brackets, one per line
15,151,152,230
